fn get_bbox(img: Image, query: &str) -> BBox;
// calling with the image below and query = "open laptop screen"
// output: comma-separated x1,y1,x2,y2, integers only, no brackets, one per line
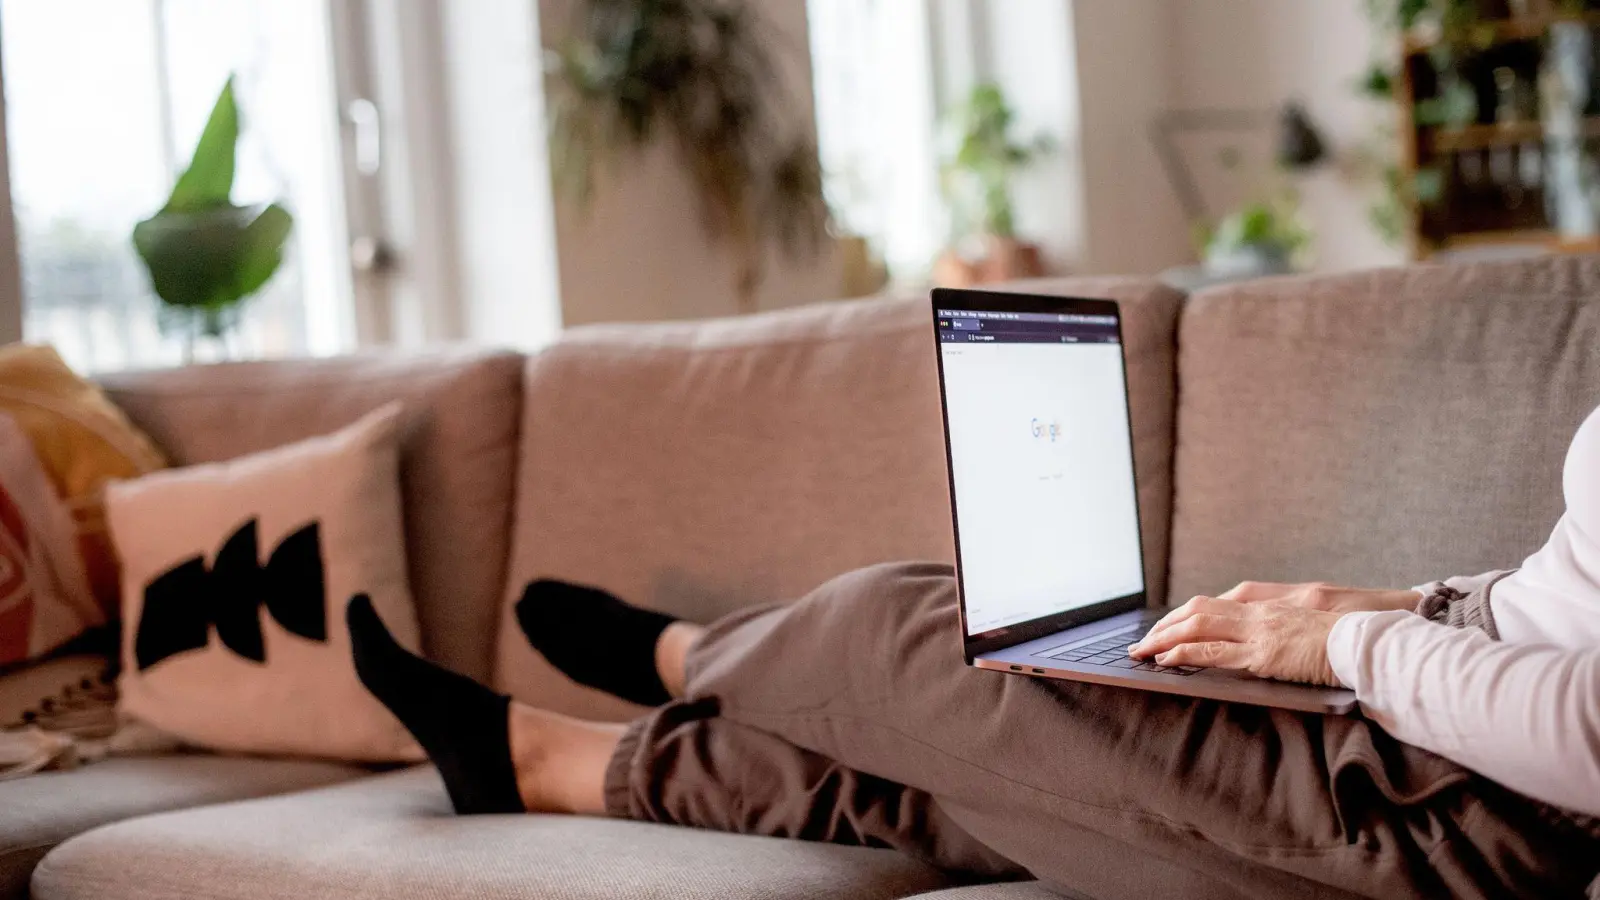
936,301,1145,638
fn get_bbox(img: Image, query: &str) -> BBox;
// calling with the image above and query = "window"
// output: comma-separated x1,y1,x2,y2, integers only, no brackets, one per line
1,0,354,372
807,0,945,285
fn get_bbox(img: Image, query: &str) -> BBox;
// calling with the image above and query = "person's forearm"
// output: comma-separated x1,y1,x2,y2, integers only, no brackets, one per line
1328,611,1600,817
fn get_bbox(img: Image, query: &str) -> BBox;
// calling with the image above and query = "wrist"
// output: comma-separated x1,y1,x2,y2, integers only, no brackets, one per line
1375,589,1426,613
1323,587,1422,614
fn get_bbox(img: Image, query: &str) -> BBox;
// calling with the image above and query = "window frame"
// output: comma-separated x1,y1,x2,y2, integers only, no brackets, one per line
0,32,22,345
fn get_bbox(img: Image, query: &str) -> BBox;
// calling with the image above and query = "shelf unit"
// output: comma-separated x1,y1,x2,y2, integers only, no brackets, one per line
1403,10,1600,53
1397,9,1600,257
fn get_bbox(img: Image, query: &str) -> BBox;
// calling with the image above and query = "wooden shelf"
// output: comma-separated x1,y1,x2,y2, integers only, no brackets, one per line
1404,12,1600,55
1429,118,1600,151
1419,228,1557,259
1439,227,1559,247
1432,121,1542,151
1421,229,1600,257
1396,9,1600,260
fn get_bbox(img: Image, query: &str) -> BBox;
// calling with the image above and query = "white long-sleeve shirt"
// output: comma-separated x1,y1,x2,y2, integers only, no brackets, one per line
1327,404,1600,818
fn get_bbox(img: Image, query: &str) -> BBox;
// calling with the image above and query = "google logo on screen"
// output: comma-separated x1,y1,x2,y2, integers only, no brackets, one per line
1031,418,1062,442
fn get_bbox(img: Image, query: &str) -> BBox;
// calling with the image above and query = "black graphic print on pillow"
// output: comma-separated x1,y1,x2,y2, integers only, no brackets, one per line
134,519,327,670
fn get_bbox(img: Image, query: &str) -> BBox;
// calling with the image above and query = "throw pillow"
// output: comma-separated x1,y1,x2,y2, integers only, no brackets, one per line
0,412,102,666
107,403,423,762
0,344,166,619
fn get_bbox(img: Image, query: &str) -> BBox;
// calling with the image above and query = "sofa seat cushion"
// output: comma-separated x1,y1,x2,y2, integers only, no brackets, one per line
1,753,365,900
911,884,1084,899
33,766,955,900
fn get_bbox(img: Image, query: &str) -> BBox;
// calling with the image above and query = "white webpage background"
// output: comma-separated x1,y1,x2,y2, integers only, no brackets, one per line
941,341,1144,635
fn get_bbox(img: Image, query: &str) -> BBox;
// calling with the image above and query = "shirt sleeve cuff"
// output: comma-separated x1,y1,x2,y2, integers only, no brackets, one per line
1326,611,1377,690
1327,609,1420,693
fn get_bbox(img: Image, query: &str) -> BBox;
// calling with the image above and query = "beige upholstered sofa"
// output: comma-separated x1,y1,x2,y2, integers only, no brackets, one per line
3,255,1597,899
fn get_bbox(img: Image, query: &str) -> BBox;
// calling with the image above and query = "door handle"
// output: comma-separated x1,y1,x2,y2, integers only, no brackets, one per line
349,235,396,274
345,98,382,177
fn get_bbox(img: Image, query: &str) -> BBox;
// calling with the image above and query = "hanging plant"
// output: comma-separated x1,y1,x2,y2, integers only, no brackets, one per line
545,0,829,312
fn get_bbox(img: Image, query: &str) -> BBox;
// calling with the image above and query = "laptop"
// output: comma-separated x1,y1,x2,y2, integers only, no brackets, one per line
931,288,1356,714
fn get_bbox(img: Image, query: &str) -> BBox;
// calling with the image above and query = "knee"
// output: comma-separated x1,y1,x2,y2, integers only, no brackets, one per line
803,561,958,627
822,561,952,596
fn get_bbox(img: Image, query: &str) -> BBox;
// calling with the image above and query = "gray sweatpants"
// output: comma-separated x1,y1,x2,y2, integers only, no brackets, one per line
603,563,1600,899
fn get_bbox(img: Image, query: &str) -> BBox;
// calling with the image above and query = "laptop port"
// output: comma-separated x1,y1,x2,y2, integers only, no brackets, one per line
1009,665,1023,671
1032,668,1046,674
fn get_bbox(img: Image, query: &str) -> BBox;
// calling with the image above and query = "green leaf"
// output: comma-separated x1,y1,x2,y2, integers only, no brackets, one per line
1358,64,1395,100
1413,167,1446,205
229,202,293,300
131,75,294,321
939,81,1050,239
1207,194,1311,258
132,203,293,311
1397,0,1430,30
165,76,239,213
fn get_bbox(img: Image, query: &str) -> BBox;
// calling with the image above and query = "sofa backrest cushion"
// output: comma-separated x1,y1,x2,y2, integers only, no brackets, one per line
1167,255,1600,605
496,279,1182,718
100,348,522,682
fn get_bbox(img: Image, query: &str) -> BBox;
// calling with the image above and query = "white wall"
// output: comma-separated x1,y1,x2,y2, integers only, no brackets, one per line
1166,0,1404,273
1063,0,1192,275
539,0,840,327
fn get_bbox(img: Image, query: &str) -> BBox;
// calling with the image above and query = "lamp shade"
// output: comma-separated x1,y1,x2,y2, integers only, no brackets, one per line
1277,102,1327,169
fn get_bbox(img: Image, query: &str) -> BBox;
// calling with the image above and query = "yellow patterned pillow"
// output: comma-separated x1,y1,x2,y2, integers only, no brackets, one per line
0,345,165,618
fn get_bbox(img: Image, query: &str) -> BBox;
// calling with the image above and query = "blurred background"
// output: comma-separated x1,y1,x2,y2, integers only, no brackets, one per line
1,0,1595,373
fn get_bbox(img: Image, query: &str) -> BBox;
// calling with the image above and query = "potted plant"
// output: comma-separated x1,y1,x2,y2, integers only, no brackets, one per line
545,0,828,313
1200,191,1312,277
936,83,1052,286
132,76,293,361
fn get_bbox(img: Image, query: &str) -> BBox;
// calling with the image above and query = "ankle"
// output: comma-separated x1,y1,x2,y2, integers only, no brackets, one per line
508,703,623,815
654,622,705,698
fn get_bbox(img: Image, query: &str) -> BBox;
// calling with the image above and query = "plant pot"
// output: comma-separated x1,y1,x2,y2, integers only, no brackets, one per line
1202,242,1294,279
836,234,888,297
977,235,1045,283
933,237,1047,288
933,250,979,288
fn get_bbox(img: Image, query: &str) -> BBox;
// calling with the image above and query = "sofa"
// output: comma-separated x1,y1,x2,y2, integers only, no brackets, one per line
3,254,1597,899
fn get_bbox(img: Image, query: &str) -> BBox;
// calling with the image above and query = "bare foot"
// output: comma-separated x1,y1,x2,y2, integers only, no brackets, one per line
507,702,625,815
654,621,706,699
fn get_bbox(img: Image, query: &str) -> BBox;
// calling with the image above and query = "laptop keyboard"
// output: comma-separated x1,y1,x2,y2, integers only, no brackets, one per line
1034,625,1202,676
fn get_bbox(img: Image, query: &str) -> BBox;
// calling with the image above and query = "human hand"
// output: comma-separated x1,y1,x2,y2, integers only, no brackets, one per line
1128,596,1346,687
1216,581,1419,615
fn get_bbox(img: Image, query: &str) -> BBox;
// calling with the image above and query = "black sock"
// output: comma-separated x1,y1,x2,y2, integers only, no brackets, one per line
347,594,524,815
515,579,676,707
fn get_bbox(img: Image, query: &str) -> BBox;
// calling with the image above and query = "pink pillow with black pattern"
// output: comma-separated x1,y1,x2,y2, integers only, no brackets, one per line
0,413,100,667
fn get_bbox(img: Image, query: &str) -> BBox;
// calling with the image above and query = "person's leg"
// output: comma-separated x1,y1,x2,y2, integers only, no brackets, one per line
515,580,681,706
355,584,1023,877
600,563,1599,900
605,694,1028,881
654,620,700,698
348,593,621,816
